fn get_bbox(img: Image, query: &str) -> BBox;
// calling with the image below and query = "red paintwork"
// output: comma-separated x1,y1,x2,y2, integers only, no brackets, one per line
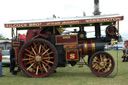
26,29,52,42
56,35,78,45
79,40,95,55
64,45,77,49
66,49,78,61
87,40,93,54
26,29,41,42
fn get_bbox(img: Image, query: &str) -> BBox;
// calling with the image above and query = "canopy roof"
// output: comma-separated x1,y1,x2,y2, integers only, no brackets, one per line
4,14,123,28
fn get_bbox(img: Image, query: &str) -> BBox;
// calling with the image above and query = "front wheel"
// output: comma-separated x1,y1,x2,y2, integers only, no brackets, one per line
89,51,115,77
18,39,58,77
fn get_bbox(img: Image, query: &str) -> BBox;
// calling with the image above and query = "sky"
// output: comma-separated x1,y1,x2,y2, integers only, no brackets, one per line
0,0,127,39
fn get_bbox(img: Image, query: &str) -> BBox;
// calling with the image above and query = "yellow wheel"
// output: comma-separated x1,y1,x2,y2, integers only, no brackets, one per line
89,51,115,77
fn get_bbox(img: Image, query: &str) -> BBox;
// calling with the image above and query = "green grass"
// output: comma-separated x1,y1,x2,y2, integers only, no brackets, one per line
1,50,128,85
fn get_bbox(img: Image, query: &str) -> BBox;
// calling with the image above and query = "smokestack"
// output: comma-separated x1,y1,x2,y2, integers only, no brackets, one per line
93,0,101,15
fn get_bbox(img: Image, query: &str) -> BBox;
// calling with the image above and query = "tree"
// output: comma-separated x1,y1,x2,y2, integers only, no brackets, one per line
0,34,9,40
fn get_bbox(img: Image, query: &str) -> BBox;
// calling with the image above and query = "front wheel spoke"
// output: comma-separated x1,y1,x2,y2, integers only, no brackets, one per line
103,55,106,60
94,56,100,62
105,60,112,65
98,67,102,72
27,63,34,70
94,64,99,70
100,54,103,62
42,64,48,73
92,63,97,68
92,59,99,64
100,68,105,72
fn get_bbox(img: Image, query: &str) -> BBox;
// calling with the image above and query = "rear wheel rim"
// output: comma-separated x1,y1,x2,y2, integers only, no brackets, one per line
90,51,115,77
19,39,57,77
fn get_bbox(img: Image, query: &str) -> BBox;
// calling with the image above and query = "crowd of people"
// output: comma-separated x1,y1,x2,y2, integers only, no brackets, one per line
122,41,128,62
0,48,2,77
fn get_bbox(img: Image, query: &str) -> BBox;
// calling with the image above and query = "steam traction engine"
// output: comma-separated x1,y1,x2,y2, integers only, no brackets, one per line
4,14,123,77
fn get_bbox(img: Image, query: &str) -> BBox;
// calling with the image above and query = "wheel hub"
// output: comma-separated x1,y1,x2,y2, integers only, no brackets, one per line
99,62,105,67
35,55,42,62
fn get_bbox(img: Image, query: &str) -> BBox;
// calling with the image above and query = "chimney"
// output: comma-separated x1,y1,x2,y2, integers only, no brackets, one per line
93,0,101,15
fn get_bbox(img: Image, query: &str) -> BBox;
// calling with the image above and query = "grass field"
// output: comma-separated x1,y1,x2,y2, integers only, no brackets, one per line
1,50,128,85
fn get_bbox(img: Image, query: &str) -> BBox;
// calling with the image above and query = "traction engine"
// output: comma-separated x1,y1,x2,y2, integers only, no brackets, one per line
4,0,123,76
6,20,123,77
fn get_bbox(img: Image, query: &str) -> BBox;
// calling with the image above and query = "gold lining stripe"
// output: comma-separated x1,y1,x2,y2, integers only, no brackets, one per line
84,42,87,54
92,42,95,53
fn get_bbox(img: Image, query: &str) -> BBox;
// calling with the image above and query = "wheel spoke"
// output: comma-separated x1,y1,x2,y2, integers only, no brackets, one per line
92,63,98,68
94,56,100,62
98,67,102,72
39,63,43,73
42,61,51,68
26,60,35,65
36,66,39,75
42,64,48,72
92,59,99,63
25,53,35,58
38,45,42,54
100,54,103,62
43,57,54,60
33,42,38,53
42,49,50,56
45,60,54,64
103,55,106,59
42,45,46,51
32,63,37,70
25,49,34,55
105,60,111,64
45,51,54,56
22,58,33,61
27,63,34,70
31,46,37,55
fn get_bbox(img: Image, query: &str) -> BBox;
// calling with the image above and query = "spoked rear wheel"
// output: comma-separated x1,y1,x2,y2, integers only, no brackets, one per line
89,51,115,77
18,39,58,77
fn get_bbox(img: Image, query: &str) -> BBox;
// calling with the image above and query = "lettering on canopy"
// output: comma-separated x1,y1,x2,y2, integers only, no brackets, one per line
5,16,123,28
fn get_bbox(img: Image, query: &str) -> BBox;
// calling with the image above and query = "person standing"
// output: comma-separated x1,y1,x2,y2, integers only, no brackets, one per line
0,48,3,77
10,48,17,75
122,45,126,56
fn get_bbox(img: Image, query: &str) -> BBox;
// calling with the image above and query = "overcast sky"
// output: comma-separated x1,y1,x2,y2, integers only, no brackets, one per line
0,0,127,38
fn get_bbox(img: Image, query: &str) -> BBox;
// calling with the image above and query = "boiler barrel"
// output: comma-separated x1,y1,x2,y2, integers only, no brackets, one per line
79,40,105,55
